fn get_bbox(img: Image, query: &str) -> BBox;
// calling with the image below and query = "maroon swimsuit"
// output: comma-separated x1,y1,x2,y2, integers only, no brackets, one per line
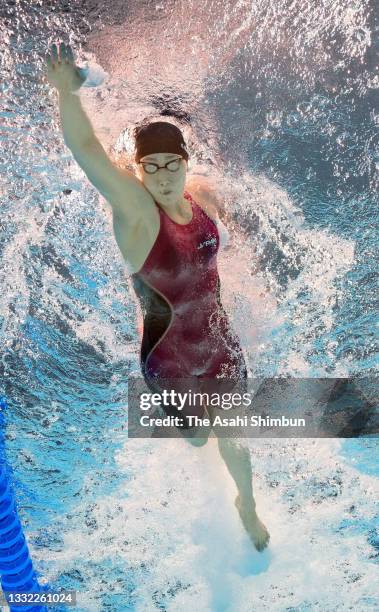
131,191,247,421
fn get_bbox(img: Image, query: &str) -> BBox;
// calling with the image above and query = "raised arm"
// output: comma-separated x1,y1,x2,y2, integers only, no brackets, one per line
45,42,154,221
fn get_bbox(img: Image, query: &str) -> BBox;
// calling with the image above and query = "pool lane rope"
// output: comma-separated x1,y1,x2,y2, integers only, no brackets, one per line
0,398,47,611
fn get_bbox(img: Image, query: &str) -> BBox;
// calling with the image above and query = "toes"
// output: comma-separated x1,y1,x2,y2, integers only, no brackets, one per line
255,539,266,552
66,44,75,63
51,43,58,64
59,41,67,62
48,42,74,67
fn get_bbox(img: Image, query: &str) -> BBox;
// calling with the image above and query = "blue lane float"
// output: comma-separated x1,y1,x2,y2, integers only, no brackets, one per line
0,398,47,612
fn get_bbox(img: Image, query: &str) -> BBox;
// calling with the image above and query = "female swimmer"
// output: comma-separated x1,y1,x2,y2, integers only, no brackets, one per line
46,42,269,551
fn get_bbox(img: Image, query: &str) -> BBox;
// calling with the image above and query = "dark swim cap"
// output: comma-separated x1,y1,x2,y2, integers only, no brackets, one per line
134,121,189,163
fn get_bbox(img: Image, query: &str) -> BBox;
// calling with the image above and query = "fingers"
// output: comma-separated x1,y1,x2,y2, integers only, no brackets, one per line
46,42,74,67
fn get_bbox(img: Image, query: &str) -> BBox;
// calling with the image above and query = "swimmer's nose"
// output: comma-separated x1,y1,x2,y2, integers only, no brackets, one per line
158,176,171,187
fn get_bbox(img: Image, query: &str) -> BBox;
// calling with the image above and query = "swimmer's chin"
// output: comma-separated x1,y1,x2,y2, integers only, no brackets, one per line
155,192,178,205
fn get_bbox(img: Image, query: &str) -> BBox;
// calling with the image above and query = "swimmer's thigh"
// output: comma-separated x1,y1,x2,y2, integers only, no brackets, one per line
201,375,250,445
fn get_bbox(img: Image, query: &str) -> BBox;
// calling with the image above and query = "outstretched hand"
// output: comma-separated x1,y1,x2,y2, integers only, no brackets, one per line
46,42,86,93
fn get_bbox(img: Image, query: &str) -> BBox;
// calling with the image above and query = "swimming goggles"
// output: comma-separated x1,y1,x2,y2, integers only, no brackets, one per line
139,157,183,174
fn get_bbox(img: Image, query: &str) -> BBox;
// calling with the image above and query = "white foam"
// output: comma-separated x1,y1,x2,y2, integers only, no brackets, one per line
30,436,378,610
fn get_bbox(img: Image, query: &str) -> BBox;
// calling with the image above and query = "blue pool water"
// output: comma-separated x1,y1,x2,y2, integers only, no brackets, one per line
0,0,378,610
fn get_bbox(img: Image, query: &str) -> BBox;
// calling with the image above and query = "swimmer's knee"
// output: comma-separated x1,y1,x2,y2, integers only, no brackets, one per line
184,436,208,447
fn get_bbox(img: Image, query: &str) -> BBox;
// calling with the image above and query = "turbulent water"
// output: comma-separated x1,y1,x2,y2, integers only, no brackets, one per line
0,1,378,610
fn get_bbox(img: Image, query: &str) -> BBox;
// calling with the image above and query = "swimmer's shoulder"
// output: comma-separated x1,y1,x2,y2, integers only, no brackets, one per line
185,171,223,221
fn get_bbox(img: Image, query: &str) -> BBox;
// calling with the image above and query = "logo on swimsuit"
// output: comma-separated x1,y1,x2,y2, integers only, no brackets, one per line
197,237,217,250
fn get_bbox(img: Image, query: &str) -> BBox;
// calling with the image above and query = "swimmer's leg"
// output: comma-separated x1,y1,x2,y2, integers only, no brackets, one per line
150,407,212,445
179,379,213,446
183,436,208,447
216,437,270,551
206,405,270,551
180,424,211,447
180,406,213,446
151,424,180,438
151,422,210,445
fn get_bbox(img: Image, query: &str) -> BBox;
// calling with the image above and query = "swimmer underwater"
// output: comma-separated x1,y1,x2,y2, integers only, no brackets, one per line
45,42,270,551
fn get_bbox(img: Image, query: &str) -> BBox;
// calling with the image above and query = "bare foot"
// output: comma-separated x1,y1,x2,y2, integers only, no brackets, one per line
235,495,270,551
